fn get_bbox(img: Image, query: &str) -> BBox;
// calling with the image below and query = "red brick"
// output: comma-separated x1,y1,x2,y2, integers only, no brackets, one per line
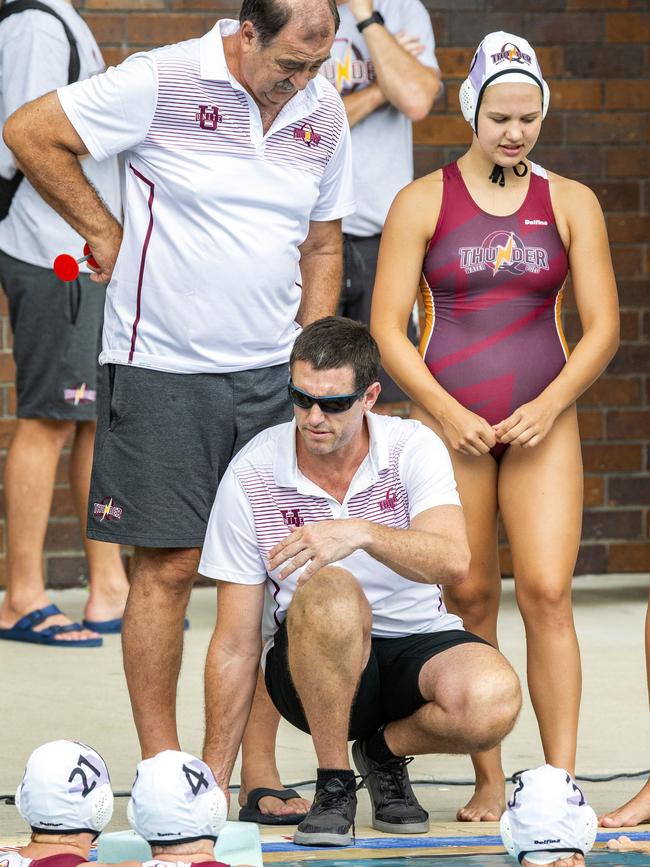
526,13,603,43
567,113,645,144
535,145,602,180
569,0,648,7
46,556,87,589
582,509,643,540
550,80,602,111
170,0,238,9
608,344,650,375
606,13,650,43
0,419,17,449
644,311,650,341
536,114,563,146
605,80,650,110
0,353,15,382
575,544,608,575
45,520,83,552
85,0,164,7
590,181,641,211
414,116,471,147
55,451,72,485
608,543,650,572
607,147,650,177
51,488,76,517
577,409,603,440
607,410,650,439
435,48,474,78
582,444,642,471
564,312,581,343
618,311,640,340
0,295,8,316
565,45,643,78
127,14,207,43
446,13,524,47
414,147,446,179
584,476,604,507
0,556,6,589
101,46,134,66
607,214,650,244
80,13,126,42
610,247,643,279
617,279,650,306
609,476,650,506
498,545,513,577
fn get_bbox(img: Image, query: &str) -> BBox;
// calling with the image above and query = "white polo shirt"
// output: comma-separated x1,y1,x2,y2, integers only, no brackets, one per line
200,412,464,658
57,19,355,374
0,0,121,270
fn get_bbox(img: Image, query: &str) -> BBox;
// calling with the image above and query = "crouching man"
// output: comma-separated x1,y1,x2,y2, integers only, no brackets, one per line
201,317,522,846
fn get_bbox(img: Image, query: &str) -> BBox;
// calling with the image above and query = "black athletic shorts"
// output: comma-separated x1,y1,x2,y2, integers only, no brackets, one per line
265,620,490,740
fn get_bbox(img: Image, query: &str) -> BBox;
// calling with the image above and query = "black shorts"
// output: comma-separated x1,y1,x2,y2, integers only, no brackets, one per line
87,361,292,548
265,620,490,740
339,233,418,404
0,249,105,419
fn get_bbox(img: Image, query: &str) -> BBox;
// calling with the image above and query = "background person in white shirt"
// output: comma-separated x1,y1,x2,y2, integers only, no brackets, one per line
0,0,128,648
200,317,522,846
322,0,440,405
3,0,353,773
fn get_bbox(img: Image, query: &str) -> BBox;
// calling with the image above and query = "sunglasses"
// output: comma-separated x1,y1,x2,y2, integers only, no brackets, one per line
288,379,367,414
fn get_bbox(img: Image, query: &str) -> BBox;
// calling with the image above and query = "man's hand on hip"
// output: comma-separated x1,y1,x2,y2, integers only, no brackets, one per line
87,221,123,284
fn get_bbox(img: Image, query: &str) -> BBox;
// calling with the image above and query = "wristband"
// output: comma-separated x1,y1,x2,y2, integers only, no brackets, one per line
357,11,384,33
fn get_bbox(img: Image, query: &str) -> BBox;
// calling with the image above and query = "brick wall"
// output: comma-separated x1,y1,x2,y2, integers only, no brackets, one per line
0,1,647,588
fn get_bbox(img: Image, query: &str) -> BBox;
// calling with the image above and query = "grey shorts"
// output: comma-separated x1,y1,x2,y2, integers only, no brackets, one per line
0,249,105,419
339,233,418,404
87,362,292,548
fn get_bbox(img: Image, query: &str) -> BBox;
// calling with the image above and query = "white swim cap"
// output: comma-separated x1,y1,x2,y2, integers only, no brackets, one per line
460,31,550,133
127,750,228,846
500,765,597,864
15,740,113,838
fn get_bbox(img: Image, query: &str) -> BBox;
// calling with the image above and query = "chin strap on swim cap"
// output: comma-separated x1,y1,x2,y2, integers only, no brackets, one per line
489,160,528,187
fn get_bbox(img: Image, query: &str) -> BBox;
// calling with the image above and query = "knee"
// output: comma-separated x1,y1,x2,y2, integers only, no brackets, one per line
131,549,198,597
446,576,499,629
452,662,522,752
289,567,369,636
517,581,574,631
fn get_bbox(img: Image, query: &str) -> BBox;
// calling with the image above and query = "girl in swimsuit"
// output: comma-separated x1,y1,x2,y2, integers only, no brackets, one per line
371,31,619,824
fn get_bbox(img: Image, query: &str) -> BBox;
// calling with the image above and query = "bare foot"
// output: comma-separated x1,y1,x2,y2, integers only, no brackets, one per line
457,777,505,821
599,779,650,827
0,595,100,642
607,835,650,853
523,857,584,867
239,776,311,819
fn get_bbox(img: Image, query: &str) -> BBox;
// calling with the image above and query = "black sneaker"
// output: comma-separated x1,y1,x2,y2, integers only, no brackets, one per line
352,738,429,834
293,777,357,846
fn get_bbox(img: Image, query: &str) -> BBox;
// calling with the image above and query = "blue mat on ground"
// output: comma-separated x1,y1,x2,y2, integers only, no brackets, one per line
268,853,650,866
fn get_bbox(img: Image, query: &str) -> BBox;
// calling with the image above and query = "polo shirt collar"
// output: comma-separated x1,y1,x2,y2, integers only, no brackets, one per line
273,412,390,492
199,18,322,117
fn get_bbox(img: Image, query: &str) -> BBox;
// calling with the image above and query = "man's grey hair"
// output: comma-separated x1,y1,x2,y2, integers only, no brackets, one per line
239,0,340,46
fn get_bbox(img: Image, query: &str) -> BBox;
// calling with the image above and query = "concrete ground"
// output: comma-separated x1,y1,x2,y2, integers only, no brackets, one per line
1,573,649,840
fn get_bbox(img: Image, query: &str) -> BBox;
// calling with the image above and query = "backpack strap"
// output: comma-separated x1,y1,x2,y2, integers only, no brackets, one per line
0,0,80,84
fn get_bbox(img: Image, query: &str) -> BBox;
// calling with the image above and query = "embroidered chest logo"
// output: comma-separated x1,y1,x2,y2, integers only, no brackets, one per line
195,104,223,131
293,122,321,147
458,231,549,276
378,487,397,512
93,497,123,522
281,508,305,527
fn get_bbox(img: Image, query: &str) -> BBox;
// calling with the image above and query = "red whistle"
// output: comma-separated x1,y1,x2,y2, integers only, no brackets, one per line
53,243,100,281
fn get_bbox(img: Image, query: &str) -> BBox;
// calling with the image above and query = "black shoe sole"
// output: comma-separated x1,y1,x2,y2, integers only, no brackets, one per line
293,828,353,846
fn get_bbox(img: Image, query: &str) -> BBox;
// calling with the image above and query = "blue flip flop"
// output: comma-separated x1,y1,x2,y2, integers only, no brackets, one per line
0,604,103,647
81,616,191,634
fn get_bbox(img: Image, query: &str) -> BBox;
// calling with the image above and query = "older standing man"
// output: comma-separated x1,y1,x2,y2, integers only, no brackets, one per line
4,0,352,759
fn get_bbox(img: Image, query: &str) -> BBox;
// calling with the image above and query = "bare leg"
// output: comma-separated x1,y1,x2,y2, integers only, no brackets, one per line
411,404,506,821
122,546,198,756
499,406,583,775
384,643,521,757
68,420,129,623
0,418,97,641
600,584,650,827
239,671,311,817
286,566,371,769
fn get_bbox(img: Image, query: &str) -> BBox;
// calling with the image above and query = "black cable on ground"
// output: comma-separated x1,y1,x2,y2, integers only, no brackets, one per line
1,769,649,804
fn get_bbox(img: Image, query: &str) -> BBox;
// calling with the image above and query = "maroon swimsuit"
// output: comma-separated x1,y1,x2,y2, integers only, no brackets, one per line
420,162,569,461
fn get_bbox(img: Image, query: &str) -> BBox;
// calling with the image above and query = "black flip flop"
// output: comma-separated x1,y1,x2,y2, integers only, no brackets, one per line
238,787,308,825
